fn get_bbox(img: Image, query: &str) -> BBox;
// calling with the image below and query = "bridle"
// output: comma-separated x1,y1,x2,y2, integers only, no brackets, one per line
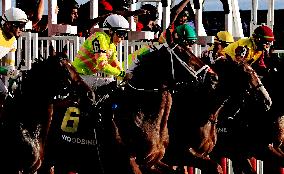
127,43,212,92
167,43,212,83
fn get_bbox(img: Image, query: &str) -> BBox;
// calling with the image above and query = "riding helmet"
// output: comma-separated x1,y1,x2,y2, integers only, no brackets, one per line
215,31,234,44
103,14,129,30
175,23,197,41
253,25,275,42
2,7,28,23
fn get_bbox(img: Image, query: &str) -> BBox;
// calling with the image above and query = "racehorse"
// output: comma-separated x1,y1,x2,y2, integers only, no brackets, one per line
106,43,221,174
207,58,273,174
261,57,284,173
219,56,284,174
162,51,272,174
0,56,91,174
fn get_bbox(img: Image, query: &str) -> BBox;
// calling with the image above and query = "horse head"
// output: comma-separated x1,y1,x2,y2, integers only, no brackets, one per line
171,44,219,93
129,43,218,93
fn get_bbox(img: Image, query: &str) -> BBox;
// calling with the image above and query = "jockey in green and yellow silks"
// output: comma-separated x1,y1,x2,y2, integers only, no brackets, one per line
72,14,129,78
72,31,123,75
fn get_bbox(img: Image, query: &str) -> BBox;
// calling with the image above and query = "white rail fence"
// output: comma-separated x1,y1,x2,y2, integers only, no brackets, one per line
16,32,158,71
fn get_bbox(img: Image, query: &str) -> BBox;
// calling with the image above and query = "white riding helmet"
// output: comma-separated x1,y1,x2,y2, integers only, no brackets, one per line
2,7,28,23
103,14,129,30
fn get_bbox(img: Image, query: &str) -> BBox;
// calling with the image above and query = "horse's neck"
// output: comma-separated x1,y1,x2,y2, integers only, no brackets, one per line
173,45,206,72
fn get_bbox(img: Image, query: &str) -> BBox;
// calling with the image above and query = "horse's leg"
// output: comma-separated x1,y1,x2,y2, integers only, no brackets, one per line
230,156,257,174
188,155,222,174
35,162,54,174
154,161,176,174
262,144,284,174
129,157,142,174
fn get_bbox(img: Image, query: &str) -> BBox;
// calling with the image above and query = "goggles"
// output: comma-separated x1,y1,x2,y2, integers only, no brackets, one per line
259,40,272,46
115,30,128,38
183,39,196,45
10,22,26,31
214,41,231,47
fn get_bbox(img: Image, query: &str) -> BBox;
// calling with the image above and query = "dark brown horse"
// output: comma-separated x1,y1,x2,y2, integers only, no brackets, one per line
217,56,284,174
207,58,273,174
0,56,89,174
100,43,219,174
162,51,272,174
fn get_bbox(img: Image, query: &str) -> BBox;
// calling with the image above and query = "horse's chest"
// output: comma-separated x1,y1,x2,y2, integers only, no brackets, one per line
49,99,98,147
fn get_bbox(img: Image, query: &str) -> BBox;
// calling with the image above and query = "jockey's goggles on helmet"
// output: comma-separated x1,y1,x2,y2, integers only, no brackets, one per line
115,30,128,38
9,21,26,31
183,39,196,46
259,39,272,46
214,41,230,48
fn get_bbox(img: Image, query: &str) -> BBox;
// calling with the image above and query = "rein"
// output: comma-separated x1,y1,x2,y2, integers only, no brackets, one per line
127,43,211,93
166,44,211,83
126,82,159,92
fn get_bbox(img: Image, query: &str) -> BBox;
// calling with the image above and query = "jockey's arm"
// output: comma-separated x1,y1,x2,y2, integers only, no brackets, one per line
0,52,17,77
96,54,125,78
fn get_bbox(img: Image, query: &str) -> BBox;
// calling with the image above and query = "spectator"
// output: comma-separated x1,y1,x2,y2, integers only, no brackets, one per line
0,7,28,107
16,0,45,32
107,0,130,11
72,14,129,87
57,0,79,26
158,0,192,44
174,10,190,27
135,4,160,33
78,0,146,37
99,0,113,16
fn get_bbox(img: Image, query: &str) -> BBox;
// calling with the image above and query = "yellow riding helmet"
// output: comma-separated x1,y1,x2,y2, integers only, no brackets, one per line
214,31,234,44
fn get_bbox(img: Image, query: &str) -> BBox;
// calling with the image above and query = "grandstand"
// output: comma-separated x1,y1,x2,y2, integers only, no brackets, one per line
1,0,283,67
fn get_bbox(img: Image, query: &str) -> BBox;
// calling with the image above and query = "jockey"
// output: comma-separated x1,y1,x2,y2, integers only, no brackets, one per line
159,23,197,46
125,23,197,81
158,10,191,45
128,23,197,66
172,23,197,51
72,14,128,87
201,31,234,65
222,25,274,75
0,7,28,100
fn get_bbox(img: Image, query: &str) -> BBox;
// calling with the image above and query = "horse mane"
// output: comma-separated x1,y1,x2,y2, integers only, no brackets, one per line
19,57,69,100
130,45,175,90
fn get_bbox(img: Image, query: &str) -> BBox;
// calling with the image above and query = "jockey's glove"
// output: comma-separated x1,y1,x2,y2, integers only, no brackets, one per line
7,69,19,79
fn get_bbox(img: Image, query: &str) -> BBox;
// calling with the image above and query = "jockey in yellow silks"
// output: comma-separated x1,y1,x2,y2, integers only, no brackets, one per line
222,25,274,74
0,7,28,103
